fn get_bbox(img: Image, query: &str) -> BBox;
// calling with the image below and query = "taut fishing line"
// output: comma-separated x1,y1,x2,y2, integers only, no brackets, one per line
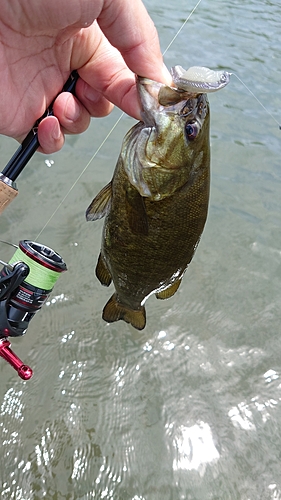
2,2,207,380
231,73,281,129
35,0,279,241
35,112,124,240
1,0,279,378
163,0,203,56
35,0,204,241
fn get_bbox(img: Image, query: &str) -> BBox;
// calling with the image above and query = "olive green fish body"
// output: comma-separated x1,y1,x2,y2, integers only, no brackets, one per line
104,150,209,301
87,72,211,330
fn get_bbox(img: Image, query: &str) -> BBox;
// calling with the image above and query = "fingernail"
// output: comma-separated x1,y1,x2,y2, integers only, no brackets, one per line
84,84,100,103
52,120,61,141
65,95,80,121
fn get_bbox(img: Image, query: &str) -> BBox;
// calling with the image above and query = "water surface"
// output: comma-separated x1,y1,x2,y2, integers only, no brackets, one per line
0,1,281,499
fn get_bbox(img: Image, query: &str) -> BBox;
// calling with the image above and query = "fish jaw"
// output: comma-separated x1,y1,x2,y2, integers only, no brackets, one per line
122,76,210,200
136,76,164,127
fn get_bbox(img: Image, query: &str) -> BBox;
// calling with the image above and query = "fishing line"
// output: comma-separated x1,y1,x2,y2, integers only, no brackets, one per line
9,246,61,290
0,239,67,379
231,73,281,129
35,112,124,241
35,0,279,241
34,1,203,240
163,0,203,56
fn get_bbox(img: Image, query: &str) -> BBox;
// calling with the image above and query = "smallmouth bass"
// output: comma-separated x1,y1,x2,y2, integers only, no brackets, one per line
86,69,213,330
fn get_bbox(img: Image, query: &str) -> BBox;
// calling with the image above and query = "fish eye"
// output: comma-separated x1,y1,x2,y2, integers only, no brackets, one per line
185,121,199,140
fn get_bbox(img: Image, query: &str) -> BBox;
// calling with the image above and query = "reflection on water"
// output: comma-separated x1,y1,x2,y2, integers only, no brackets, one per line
173,422,220,475
0,0,281,499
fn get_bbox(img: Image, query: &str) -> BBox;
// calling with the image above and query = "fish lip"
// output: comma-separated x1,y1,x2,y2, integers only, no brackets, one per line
124,79,209,199
136,75,208,127
137,64,230,123
136,75,208,124
136,75,163,127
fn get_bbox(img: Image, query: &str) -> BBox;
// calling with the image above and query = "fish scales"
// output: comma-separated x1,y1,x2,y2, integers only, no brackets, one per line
86,66,228,330
105,149,209,297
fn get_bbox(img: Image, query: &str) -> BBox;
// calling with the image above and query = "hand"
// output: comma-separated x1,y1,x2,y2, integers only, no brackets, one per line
0,0,172,153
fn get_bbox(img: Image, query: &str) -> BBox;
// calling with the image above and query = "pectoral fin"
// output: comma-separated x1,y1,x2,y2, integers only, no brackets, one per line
86,182,112,221
156,278,182,300
102,293,146,330
96,253,112,286
125,185,148,235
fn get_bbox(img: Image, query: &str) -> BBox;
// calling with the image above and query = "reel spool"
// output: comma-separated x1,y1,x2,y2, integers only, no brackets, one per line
0,240,67,379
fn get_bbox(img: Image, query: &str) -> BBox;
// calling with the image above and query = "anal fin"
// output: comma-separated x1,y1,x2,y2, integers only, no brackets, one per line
96,253,112,286
102,294,146,330
156,278,182,300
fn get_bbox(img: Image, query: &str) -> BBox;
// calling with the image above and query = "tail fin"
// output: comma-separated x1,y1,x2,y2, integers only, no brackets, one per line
102,294,146,330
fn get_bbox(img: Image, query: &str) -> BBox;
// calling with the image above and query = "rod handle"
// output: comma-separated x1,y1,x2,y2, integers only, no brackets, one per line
0,176,18,215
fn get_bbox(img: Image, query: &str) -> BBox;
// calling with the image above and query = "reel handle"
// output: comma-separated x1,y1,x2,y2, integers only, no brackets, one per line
0,338,33,380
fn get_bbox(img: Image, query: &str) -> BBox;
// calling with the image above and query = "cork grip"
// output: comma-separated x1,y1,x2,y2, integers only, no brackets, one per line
0,180,18,214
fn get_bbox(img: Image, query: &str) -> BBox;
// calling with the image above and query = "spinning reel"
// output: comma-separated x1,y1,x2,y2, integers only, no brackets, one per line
0,240,67,379
0,72,77,379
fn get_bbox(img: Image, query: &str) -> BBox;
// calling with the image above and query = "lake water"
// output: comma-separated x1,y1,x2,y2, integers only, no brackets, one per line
0,1,281,499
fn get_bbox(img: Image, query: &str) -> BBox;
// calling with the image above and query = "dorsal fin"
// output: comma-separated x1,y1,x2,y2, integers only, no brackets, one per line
86,182,112,221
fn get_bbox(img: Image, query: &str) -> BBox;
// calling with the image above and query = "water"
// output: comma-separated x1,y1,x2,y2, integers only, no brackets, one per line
0,1,281,498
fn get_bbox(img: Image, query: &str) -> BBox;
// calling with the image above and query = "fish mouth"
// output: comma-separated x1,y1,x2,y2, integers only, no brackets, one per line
136,63,229,123
122,77,209,200
136,75,208,130
136,76,163,127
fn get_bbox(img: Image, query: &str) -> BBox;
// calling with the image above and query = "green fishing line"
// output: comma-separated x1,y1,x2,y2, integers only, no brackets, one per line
9,247,61,290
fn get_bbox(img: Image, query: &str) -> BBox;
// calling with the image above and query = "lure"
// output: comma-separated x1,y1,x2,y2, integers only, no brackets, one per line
171,65,231,93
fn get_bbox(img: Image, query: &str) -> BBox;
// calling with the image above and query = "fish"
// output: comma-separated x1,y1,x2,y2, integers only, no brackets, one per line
86,66,227,330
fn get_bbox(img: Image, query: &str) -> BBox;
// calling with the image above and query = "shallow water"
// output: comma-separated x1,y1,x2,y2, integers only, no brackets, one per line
0,1,281,499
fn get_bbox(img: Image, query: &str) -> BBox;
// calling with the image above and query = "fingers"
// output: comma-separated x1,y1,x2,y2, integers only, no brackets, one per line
72,26,153,120
98,0,172,85
37,116,64,154
37,78,114,153
52,93,90,135
13,0,172,154
72,78,114,118
72,20,172,121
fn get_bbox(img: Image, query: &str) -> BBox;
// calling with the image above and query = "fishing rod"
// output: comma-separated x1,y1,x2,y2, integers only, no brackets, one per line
0,71,78,379
0,4,208,379
1,0,279,379
0,70,79,214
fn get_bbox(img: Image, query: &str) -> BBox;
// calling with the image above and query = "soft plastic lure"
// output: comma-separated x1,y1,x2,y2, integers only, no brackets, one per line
171,65,231,93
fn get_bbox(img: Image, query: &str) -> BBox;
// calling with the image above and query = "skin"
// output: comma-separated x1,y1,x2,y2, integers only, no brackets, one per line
0,0,172,153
